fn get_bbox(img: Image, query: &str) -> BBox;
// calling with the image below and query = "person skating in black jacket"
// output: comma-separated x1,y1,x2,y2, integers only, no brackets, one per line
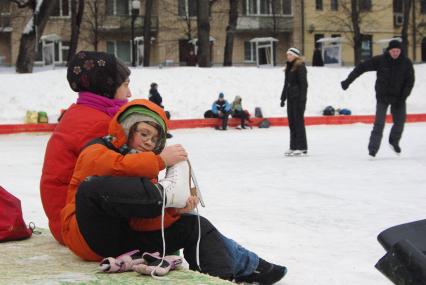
281,47,308,156
341,39,415,157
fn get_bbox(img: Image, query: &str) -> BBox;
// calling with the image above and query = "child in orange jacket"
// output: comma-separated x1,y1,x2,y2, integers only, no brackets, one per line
61,99,287,284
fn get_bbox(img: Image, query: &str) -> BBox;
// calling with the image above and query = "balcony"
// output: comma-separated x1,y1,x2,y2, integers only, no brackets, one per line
99,15,158,35
236,15,293,33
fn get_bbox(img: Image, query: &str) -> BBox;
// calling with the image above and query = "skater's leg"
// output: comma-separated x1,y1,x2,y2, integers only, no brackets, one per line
293,99,307,151
287,100,297,150
368,101,388,156
389,101,406,148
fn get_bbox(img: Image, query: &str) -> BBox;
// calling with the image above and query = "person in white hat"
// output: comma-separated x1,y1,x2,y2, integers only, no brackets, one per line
280,47,309,156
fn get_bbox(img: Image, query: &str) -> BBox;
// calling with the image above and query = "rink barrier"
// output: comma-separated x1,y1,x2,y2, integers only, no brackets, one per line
1,113,426,134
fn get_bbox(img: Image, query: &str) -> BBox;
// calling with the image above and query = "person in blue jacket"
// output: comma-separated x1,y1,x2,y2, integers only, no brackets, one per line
211,92,231,130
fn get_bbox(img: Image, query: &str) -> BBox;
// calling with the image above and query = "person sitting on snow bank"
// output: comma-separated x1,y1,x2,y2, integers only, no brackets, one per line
61,99,287,284
40,51,131,245
211,92,231,130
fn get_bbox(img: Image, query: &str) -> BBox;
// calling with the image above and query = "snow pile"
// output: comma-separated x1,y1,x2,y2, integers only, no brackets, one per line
0,64,425,124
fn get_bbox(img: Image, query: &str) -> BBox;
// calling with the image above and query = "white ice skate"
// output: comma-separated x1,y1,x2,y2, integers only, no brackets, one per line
158,160,205,208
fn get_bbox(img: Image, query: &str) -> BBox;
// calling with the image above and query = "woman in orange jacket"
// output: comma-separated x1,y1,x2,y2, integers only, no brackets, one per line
40,51,131,244
61,99,287,284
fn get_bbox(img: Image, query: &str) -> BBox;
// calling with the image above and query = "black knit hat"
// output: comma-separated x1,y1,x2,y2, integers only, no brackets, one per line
387,39,402,51
67,51,131,98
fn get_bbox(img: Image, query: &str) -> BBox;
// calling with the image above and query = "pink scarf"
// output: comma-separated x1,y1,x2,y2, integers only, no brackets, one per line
76,92,128,117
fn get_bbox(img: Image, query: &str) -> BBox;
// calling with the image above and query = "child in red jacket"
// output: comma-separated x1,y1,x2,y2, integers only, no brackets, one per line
40,51,131,244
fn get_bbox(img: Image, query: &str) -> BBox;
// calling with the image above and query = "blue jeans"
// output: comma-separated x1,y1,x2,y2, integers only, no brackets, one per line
220,233,259,278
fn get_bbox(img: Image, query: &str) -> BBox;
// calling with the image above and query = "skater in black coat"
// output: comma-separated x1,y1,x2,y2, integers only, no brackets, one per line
281,47,308,156
341,39,415,157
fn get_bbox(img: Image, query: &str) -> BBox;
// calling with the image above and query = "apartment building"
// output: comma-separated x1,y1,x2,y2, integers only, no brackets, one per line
302,0,426,65
1,0,425,68
0,0,297,67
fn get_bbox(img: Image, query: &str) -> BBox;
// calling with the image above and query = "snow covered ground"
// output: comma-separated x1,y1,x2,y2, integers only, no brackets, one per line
1,64,426,124
1,123,425,285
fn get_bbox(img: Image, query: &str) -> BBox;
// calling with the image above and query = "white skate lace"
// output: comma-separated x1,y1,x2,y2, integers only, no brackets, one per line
151,160,202,279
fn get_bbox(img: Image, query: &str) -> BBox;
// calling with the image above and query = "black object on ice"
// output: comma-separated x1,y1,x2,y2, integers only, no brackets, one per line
375,219,426,285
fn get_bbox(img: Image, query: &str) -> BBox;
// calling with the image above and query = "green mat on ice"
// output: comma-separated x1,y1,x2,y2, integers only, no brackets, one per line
0,229,233,285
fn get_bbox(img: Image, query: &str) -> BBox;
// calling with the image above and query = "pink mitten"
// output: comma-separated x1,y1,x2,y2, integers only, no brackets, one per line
99,249,145,273
133,252,183,276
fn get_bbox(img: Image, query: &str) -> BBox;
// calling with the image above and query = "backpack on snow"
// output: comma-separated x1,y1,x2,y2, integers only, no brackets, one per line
338,108,352,115
0,186,33,242
258,118,271,128
204,110,214,118
322,106,335,116
254,107,263,118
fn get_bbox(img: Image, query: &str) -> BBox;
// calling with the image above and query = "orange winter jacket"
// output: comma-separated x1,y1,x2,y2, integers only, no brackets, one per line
40,104,112,244
60,99,180,261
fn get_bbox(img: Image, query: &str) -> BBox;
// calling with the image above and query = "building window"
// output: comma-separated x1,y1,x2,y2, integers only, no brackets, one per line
51,0,70,17
331,34,340,45
422,0,426,14
35,40,69,64
393,0,403,13
361,35,372,61
316,0,323,10
359,0,372,11
244,41,256,62
107,41,131,63
178,0,197,17
247,0,272,15
282,0,292,15
330,0,338,11
107,0,130,16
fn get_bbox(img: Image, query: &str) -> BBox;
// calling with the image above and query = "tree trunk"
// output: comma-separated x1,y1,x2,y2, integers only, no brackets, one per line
351,0,362,65
401,0,412,54
223,0,238,66
68,0,85,64
197,0,211,67
143,0,154,67
15,1,56,73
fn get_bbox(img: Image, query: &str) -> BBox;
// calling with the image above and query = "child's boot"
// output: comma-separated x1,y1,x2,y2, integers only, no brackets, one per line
234,258,287,284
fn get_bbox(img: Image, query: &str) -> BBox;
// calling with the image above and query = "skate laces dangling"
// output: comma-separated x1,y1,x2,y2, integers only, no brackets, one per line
152,159,204,279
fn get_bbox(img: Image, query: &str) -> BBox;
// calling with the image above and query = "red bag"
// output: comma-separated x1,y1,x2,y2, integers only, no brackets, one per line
0,186,33,242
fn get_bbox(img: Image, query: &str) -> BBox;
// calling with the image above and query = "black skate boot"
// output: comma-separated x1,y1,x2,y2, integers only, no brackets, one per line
389,140,401,155
234,258,287,285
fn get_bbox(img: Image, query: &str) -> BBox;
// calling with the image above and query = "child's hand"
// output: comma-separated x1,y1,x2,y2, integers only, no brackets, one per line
160,144,188,166
176,196,199,214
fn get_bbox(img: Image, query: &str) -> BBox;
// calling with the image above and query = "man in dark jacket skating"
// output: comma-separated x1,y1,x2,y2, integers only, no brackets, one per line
341,39,415,157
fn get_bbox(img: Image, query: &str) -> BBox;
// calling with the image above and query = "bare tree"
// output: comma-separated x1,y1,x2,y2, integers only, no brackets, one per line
143,0,154,66
401,0,413,53
68,0,85,63
80,0,106,51
197,0,211,67
11,0,56,73
320,0,388,65
223,0,238,66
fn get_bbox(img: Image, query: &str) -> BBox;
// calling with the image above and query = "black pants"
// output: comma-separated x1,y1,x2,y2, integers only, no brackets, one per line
212,111,230,129
75,176,235,279
232,110,250,126
368,101,406,154
287,98,307,150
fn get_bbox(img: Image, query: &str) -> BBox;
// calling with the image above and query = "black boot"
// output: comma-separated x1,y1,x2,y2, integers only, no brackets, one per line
234,258,287,285
389,139,401,154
